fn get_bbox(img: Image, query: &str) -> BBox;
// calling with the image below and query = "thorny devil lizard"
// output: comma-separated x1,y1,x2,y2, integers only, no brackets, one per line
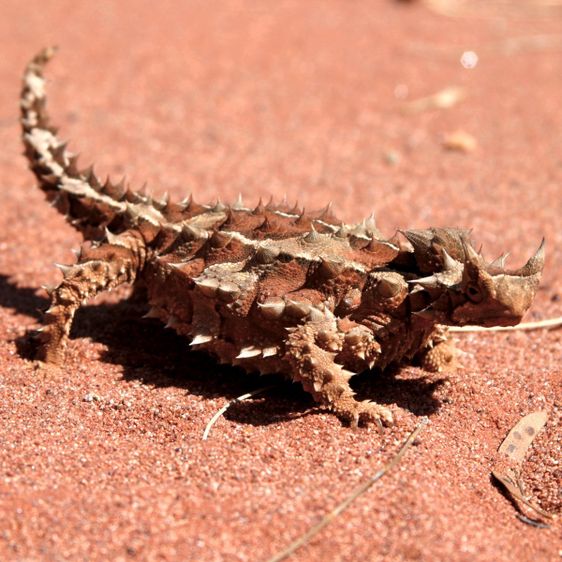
20,48,544,427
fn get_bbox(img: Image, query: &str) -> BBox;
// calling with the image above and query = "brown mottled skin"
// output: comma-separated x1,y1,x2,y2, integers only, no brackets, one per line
20,49,545,426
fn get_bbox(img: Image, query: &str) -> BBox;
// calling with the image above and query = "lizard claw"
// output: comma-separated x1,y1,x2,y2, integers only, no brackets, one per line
346,401,394,428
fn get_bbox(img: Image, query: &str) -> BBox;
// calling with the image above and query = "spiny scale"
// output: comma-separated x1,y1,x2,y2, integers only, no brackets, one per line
20,48,545,427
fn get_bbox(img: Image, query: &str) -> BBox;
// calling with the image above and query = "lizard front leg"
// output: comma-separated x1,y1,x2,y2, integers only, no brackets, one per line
418,325,457,373
284,321,393,427
37,231,146,364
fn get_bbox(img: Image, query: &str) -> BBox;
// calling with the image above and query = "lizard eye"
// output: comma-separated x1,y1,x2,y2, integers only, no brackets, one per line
466,284,483,303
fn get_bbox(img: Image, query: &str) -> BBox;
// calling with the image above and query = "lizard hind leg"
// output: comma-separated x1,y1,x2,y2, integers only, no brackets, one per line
284,322,393,427
37,232,145,364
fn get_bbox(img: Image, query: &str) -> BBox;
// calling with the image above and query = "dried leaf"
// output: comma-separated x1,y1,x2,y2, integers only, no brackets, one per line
492,411,552,520
498,411,547,464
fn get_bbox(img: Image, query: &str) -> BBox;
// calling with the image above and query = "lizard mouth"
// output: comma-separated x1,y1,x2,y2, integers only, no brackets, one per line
476,313,522,328
453,305,523,328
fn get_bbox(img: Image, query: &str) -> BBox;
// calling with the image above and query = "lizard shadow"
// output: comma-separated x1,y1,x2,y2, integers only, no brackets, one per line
1,273,443,425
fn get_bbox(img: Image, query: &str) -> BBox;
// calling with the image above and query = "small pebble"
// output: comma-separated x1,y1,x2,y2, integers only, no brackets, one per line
443,130,478,153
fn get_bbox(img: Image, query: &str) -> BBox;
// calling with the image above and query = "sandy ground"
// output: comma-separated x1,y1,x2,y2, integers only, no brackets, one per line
0,1,561,561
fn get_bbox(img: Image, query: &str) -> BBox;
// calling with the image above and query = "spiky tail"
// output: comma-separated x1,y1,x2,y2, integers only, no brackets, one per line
21,48,132,239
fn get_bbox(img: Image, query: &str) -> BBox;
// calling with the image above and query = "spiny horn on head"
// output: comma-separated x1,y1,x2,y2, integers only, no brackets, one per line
461,238,481,264
512,239,545,277
441,248,459,271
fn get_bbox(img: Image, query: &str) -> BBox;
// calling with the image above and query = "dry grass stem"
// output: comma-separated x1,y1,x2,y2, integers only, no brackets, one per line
265,418,428,562
449,316,562,333
202,385,276,440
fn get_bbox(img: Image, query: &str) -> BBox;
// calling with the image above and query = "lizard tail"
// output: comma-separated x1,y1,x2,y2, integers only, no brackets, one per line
21,48,130,239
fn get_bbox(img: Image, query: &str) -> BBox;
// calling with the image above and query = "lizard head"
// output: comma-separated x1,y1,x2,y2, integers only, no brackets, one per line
404,229,544,327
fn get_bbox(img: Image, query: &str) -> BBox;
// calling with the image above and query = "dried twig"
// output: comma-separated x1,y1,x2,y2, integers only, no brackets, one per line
265,418,428,562
202,385,276,440
449,316,562,333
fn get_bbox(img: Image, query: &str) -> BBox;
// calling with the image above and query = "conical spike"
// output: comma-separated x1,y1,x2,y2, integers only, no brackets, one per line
67,154,80,176
513,239,545,277
142,307,161,319
41,284,56,297
461,238,481,264
48,193,62,207
191,334,214,346
295,208,308,225
320,257,344,278
255,246,279,264
259,216,274,232
182,224,206,240
401,229,433,251
285,299,311,318
489,253,510,270
180,194,193,209
210,230,233,248
257,297,285,319
236,346,262,359
164,315,180,329
307,307,326,322
316,201,333,219
105,228,120,245
194,277,219,297
170,261,188,269
80,164,94,180
335,225,348,238
41,174,60,185
115,176,127,193
217,282,240,302
349,234,370,249
363,213,377,232
441,248,459,271
262,346,278,358
85,166,100,189
376,277,402,298
304,227,321,244
51,142,68,165
407,275,440,288
232,193,245,210
138,182,148,198
213,198,227,212
253,197,265,215
288,202,301,215
153,191,169,208
55,263,72,276
413,307,437,320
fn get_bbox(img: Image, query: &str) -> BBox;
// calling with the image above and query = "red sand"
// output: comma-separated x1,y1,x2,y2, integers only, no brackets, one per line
0,1,560,561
